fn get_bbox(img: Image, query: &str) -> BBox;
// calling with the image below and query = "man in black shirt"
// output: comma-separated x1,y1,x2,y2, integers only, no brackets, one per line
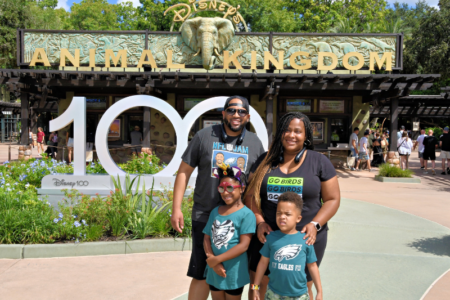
423,129,439,175
439,127,450,175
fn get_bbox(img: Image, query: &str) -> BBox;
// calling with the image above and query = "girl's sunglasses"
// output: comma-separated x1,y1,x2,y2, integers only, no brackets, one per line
218,182,242,193
225,108,248,117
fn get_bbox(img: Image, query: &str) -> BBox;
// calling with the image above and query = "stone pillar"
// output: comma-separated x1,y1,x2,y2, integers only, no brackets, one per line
20,93,29,145
389,97,399,152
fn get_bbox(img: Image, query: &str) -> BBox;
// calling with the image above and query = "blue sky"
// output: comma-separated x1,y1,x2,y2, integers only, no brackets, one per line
57,0,439,11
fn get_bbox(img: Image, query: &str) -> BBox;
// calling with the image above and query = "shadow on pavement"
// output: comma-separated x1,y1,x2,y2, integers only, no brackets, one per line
408,235,450,257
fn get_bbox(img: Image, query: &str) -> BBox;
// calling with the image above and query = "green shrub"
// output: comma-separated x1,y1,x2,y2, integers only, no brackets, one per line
424,127,445,138
378,164,414,178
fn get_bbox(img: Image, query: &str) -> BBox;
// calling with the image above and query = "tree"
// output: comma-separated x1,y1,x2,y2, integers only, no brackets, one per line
69,0,120,30
403,0,450,92
0,0,32,68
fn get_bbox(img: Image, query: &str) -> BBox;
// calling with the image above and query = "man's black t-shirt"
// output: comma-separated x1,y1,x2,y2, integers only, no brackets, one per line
423,136,438,154
182,125,265,223
440,133,450,151
251,150,336,234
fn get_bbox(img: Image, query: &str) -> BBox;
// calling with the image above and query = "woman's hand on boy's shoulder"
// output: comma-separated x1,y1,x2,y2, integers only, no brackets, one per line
212,263,226,278
257,222,273,243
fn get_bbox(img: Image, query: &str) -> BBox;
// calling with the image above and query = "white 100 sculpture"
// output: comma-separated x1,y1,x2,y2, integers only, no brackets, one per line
50,96,269,179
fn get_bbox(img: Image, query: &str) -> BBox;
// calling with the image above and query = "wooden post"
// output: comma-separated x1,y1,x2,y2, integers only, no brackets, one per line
389,97,399,152
142,107,151,153
20,93,29,145
266,96,274,145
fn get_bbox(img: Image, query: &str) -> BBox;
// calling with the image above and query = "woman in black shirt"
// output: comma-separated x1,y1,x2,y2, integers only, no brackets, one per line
244,112,341,298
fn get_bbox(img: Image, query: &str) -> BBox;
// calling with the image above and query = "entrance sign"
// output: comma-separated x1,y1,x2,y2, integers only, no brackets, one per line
50,96,269,177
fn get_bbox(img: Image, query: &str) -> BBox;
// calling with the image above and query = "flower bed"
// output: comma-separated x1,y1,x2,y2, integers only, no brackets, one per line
0,156,192,244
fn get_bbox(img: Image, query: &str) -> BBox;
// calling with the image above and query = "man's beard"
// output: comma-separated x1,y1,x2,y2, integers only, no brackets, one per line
223,117,247,132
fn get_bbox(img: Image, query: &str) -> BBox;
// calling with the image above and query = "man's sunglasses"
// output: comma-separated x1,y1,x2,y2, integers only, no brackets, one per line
217,182,242,193
225,108,248,117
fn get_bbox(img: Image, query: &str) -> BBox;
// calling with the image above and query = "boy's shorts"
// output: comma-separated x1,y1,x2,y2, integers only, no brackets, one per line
418,152,424,159
265,287,309,300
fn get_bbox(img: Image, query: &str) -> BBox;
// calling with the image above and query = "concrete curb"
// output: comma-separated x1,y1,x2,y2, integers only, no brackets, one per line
0,238,192,259
375,175,421,183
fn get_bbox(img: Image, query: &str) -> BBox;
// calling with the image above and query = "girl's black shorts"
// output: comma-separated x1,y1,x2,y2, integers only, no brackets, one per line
247,229,328,282
209,284,244,296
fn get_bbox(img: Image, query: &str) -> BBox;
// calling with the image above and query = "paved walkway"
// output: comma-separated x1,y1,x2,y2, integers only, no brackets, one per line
0,151,449,299
0,143,48,163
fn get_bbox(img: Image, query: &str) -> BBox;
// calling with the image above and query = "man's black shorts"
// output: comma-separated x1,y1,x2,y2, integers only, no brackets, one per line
187,220,208,280
248,230,328,282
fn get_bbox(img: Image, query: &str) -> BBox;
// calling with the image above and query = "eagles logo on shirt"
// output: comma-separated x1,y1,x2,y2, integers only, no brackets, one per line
274,244,302,262
212,220,235,249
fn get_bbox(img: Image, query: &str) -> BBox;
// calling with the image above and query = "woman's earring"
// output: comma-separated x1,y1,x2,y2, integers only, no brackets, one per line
279,148,284,163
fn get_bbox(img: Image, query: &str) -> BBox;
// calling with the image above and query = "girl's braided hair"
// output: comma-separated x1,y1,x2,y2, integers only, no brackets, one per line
244,112,314,211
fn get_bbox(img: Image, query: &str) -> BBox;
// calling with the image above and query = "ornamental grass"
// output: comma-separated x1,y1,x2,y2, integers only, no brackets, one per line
378,164,414,178
0,156,192,244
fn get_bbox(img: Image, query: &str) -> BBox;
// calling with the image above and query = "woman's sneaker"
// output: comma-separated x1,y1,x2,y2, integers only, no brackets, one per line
441,172,446,175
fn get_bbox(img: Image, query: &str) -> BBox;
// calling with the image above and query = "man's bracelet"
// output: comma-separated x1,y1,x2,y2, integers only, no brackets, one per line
251,284,260,290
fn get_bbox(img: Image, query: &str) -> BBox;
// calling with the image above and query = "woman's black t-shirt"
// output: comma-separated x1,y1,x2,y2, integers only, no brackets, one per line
251,150,337,234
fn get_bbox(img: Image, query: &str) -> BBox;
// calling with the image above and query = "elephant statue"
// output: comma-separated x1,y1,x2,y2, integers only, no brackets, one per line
181,17,235,70
306,41,332,53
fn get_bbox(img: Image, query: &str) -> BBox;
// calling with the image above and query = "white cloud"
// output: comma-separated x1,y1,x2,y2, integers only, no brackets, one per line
56,0,70,10
117,0,142,7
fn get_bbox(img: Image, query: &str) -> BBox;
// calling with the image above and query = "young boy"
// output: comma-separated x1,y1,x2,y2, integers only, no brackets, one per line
252,192,323,300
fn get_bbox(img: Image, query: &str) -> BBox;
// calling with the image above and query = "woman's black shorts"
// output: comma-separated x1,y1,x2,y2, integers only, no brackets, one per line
209,284,244,296
248,230,328,282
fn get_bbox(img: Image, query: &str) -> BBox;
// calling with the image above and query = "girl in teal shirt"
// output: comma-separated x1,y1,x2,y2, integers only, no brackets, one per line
203,163,256,299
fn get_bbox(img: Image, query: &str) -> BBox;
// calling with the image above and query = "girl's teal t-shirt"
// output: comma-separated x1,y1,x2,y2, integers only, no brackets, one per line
203,205,256,290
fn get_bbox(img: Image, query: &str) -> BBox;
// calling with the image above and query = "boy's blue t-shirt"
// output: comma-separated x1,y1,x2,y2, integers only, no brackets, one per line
203,205,256,290
260,230,317,297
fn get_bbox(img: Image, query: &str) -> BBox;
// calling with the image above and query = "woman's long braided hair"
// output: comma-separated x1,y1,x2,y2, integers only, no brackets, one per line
245,112,314,212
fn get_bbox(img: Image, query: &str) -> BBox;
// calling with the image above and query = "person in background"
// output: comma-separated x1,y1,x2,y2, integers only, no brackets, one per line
66,124,74,164
371,132,385,167
46,131,58,158
397,131,413,170
348,127,359,171
368,129,374,160
381,133,389,161
86,124,95,163
356,130,371,172
28,128,34,149
397,125,405,140
36,127,45,154
414,129,426,169
130,125,143,155
439,127,450,175
423,129,439,175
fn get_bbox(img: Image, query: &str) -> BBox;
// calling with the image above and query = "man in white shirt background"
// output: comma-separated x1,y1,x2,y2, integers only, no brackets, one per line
414,129,426,169
349,127,359,171
397,125,405,140
356,129,371,172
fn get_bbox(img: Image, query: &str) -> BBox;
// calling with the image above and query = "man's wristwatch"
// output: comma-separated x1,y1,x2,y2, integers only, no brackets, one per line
310,221,322,232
